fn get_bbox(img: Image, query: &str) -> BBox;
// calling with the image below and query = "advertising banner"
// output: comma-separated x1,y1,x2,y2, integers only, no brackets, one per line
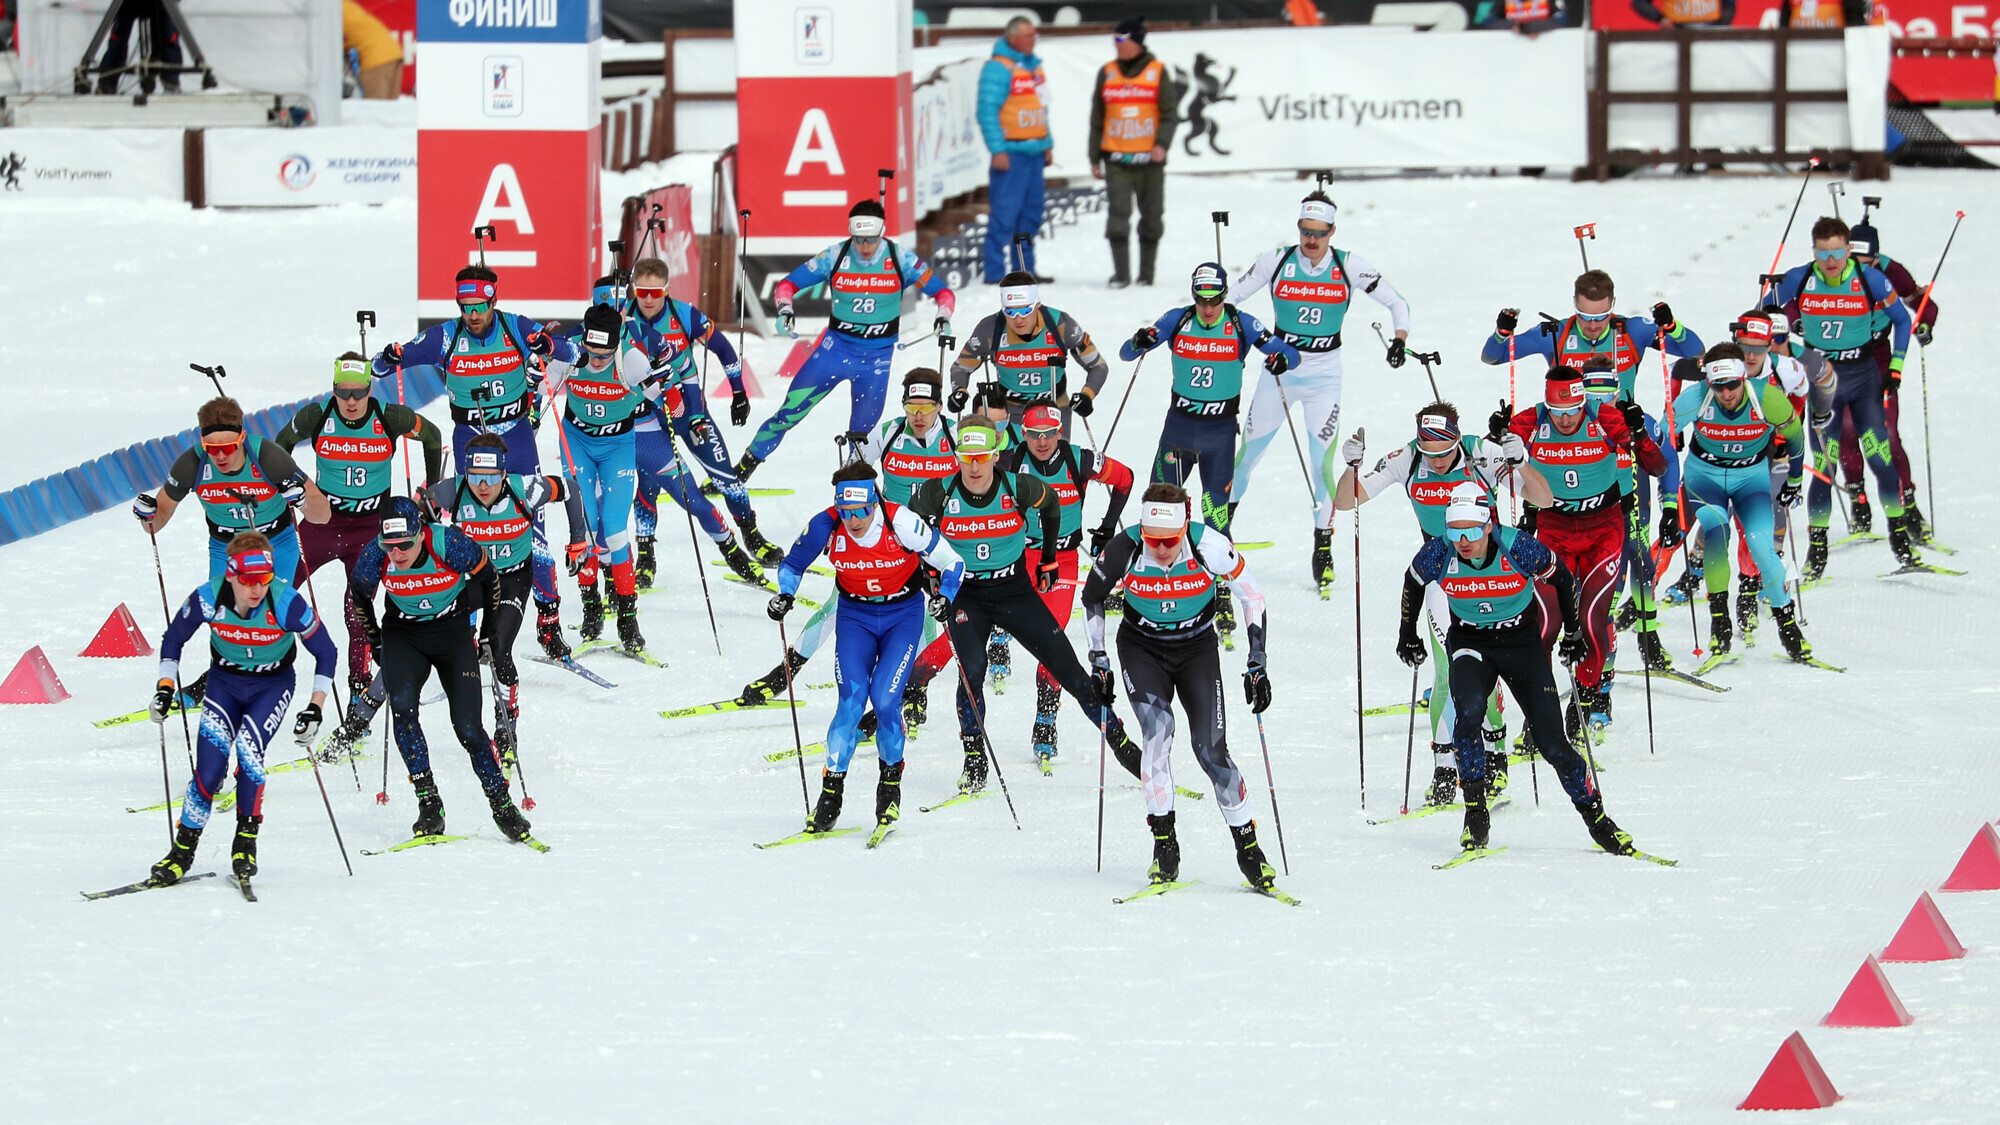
206,127,418,207
0,129,183,200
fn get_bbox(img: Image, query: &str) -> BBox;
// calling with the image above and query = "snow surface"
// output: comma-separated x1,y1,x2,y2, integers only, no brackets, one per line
3,168,1998,1123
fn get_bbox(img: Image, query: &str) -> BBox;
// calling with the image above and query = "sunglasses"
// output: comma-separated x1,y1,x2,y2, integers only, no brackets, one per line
1297,224,1332,240
1193,290,1226,303
459,300,494,315
1023,427,1062,437
233,570,275,587
382,538,420,552
837,506,872,518
1003,305,1037,318
631,285,667,300
585,349,617,364
334,386,373,402
1813,247,1848,261
1546,403,1584,417
904,401,940,414
957,452,998,464
467,471,505,487
202,439,243,458
1572,309,1613,323
1444,524,1486,542
1417,442,1459,458
1709,378,1746,391
1142,534,1184,550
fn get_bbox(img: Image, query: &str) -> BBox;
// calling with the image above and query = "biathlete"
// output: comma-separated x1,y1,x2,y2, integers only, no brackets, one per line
767,463,966,837
1080,484,1279,890
146,533,338,885
738,199,955,480
947,271,1111,435
1481,270,1704,401
1839,219,1940,538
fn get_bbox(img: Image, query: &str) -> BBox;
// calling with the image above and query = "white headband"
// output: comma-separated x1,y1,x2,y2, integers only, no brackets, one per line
848,215,886,238
1443,483,1491,526
1139,500,1186,532
1299,199,1336,225
1000,284,1039,311
1703,357,1748,383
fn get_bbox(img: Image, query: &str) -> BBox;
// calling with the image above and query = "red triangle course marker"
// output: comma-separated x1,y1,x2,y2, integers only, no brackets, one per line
1881,891,1966,962
78,603,154,658
0,646,72,704
1940,823,2000,893
1737,1030,1842,1111
774,333,820,381
1821,955,1913,1028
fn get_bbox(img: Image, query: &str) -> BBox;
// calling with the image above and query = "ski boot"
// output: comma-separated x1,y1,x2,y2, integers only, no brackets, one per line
733,451,763,485
1424,755,1458,808
1311,528,1334,596
902,681,929,731
181,670,209,708
488,788,532,842
1662,566,1702,605
535,599,571,660
230,813,261,878
1585,680,1613,731
856,709,879,741
875,759,903,828
1635,628,1673,672
1736,574,1761,641
808,770,846,833
613,591,646,655
1147,811,1180,883
1707,591,1734,655
1483,727,1510,796
740,520,784,566
986,634,1012,693
1216,585,1237,648
1772,602,1812,661
1032,680,1060,764
1902,486,1932,543
1106,720,1142,778
1613,595,1639,631
1802,526,1829,582
1848,484,1872,534
1577,795,1635,855
577,579,606,643
1460,780,1491,851
720,537,765,584
737,649,809,707
1231,820,1277,891
1888,511,1922,567
150,823,201,885
635,536,657,589
410,770,445,837
958,733,989,792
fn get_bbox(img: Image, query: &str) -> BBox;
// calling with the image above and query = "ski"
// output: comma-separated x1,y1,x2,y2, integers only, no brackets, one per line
529,654,618,688
1317,582,1331,603
126,751,378,813
724,573,818,605
866,819,896,849
93,692,200,729
714,559,830,578
515,835,552,853
360,834,473,855
765,738,873,764
1244,881,1302,906
1036,753,1055,777
1878,562,1965,579
1635,667,1730,693
1113,879,1198,903
1368,798,1511,826
1233,541,1275,551
1776,653,1847,673
234,874,257,902
746,488,795,497
1918,538,1957,556
1434,846,1508,870
574,639,666,668
661,697,804,720
1615,849,1678,867
1694,652,1740,677
753,827,864,849
1832,531,1884,548
1173,785,1205,801
919,790,990,813
1360,696,1430,718
81,871,217,900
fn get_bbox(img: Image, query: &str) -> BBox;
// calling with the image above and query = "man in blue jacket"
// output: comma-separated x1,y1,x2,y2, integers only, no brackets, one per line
979,17,1053,284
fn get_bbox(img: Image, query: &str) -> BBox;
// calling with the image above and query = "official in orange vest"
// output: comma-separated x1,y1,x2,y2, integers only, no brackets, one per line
1089,16,1181,289
1631,0,1735,27
1779,0,1867,28
1472,0,1571,34
978,17,1054,285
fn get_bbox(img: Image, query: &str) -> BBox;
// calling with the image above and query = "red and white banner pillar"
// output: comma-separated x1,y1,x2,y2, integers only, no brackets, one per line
734,0,914,256
416,0,603,321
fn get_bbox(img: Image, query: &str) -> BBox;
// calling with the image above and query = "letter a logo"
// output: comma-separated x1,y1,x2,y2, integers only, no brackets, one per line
474,163,536,235
784,108,846,176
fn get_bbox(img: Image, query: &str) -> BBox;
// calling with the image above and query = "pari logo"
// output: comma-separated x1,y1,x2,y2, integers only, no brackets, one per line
449,0,559,28
485,55,523,116
278,154,315,191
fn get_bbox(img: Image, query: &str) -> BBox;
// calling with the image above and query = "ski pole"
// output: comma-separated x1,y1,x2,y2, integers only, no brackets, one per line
682,355,725,657
296,720,354,876
293,561,351,783
1825,180,1846,221
377,682,391,804
1210,210,1229,264
1573,222,1596,271
153,720,174,843
143,521,199,777
1908,210,1962,535
1100,351,1147,455
1266,350,1320,512
1641,638,1655,757
1562,661,1601,790
1399,664,1417,815
778,618,811,816
1413,350,1442,401
943,628,1021,830
1763,157,1821,277
1350,450,1366,809
1252,712,1290,876
1094,718,1107,873
190,362,227,399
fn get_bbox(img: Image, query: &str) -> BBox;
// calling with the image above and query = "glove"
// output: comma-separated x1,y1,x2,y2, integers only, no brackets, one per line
282,480,308,508
1810,406,1832,432
1651,301,1676,333
1340,432,1366,466
133,493,158,525
1777,478,1802,508
1242,663,1272,715
1264,352,1290,376
1885,356,1905,397
565,542,590,577
291,702,323,746
1088,524,1113,557
1656,508,1684,550
376,341,403,372
1072,389,1095,417
947,387,970,414
1487,398,1512,442
730,388,751,427
934,316,952,338
766,592,794,621
1385,337,1407,368
526,331,556,358
1495,308,1519,337
1499,432,1528,467
927,591,952,623
1034,552,1060,593
778,307,797,337
149,678,176,723
1395,628,1427,668
1129,326,1159,352
528,394,543,433
1088,651,1117,707
1915,322,1933,347
1618,400,1646,435
1557,630,1588,666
